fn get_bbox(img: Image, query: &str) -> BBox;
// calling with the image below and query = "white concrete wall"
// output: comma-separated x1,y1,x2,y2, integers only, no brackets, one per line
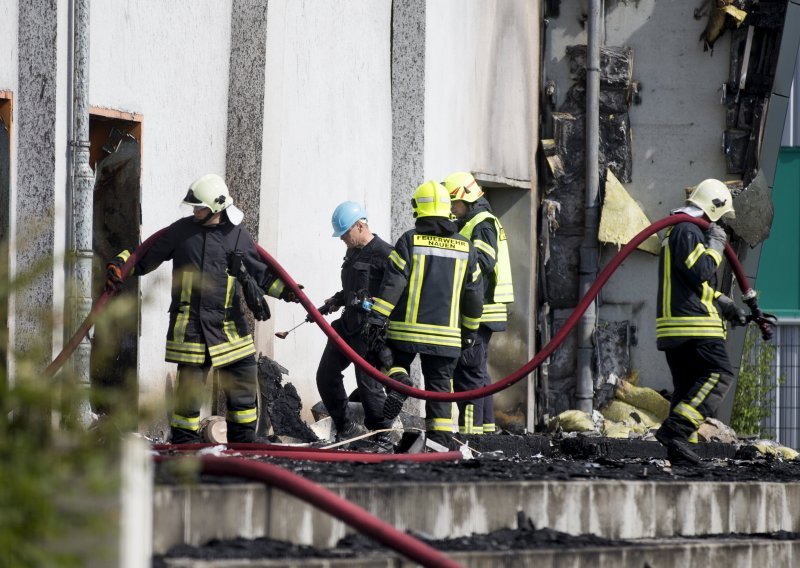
261,1,392,418
545,1,731,392
425,0,539,182
89,0,233,421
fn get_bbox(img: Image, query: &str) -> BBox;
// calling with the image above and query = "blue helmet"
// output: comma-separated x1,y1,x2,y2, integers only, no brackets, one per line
331,201,368,237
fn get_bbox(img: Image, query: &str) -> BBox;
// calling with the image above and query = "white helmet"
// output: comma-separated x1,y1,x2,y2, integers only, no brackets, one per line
183,174,244,225
687,179,735,222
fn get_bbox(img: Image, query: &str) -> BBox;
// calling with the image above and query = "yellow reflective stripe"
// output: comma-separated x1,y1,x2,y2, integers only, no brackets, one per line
674,402,704,427
662,240,672,318
690,372,720,408
492,283,513,302
268,279,285,298
657,316,724,325
372,297,394,317
685,243,705,269
227,408,257,424
405,254,425,323
387,330,461,348
701,283,717,318
688,431,699,444
166,340,205,353
173,272,194,343
212,343,256,367
389,321,460,336
483,423,496,433
165,350,206,365
389,250,407,271
461,315,480,331
427,417,454,432
171,414,200,431
450,257,467,328
388,366,408,377
472,266,481,283
473,239,496,258
208,335,254,356
223,275,240,343
706,247,722,266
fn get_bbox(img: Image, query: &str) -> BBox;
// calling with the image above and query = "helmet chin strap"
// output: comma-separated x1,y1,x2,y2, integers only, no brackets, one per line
194,208,217,225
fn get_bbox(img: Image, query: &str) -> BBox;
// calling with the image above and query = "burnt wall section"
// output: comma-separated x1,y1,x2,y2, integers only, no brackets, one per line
390,0,424,243
15,0,57,362
539,45,637,414
226,0,268,238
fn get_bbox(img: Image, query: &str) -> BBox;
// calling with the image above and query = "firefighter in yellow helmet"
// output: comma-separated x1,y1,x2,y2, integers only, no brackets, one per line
104,174,299,444
444,172,514,435
362,181,483,449
655,178,744,466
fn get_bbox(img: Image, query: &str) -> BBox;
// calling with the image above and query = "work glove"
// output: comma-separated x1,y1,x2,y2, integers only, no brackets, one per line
461,329,478,350
105,257,125,295
704,223,727,257
716,294,747,326
279,284,304,303
318,296,341,316
229,251,271,321
459,329,479,365
361,311,389,353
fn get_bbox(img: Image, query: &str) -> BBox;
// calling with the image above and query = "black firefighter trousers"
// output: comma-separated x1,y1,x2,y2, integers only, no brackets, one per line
316,319,390,431
171,353,259,444
658,339,733,441
453,327,495,434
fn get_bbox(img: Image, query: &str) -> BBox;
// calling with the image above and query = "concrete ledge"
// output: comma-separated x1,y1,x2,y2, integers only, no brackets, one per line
153,480,800,553
158,539,800,567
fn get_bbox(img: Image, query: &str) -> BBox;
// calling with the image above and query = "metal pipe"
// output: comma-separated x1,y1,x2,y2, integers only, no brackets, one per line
70,0,94,425
576,0,602,413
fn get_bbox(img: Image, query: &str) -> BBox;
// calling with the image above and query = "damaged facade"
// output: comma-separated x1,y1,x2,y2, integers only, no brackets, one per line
0,0,797,440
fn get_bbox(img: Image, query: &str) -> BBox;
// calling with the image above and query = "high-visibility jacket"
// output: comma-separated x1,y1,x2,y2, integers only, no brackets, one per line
115,217,288,367
458,201,514,332
656,220,726,349
371,219,483,358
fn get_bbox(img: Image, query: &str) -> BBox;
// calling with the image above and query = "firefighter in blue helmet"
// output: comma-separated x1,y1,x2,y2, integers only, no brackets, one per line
445,172,514,435
105,174,299,444
655,179,746,466
315,201,395,452
363,181,483,449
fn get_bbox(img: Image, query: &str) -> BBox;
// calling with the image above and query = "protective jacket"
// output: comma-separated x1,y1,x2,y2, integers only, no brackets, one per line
330,235,393,336
115,216,287,367
656,219,725,349
457,198,514,331
371,218,483,358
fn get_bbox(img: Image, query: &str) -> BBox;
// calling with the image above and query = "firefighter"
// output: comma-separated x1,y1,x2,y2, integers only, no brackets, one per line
363,181,483,449
315,201,394,452
655,178,746,466
105,174,299,444
444,172,514,435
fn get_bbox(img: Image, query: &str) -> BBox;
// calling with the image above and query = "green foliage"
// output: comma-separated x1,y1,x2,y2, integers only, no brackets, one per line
731,326,782,437
0,266,140,568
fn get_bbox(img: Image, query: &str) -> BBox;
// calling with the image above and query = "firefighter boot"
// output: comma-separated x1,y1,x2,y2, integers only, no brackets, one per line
656,425,707,468
373,431,395,454
383,368,413,422
335,420,367,443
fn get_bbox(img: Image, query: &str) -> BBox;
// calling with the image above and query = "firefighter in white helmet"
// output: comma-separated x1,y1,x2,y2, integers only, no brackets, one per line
655,178,745,466
445,172,514,436
104,174,300,444
362,181,483,449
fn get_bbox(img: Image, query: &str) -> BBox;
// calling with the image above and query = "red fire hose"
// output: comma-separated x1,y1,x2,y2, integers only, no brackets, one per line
157,455,462,568
256,214,768,401
49,215,768,401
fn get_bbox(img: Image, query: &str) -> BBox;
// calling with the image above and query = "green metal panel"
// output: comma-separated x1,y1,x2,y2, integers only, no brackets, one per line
758,147,800,317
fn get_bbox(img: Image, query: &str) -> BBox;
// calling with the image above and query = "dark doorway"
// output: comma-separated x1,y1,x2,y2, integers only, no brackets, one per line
89,109,142,422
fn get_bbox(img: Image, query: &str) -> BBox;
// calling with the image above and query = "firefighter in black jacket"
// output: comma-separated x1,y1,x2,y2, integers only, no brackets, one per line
105,174,298,444
363,181,483,449
315,201,394,451
655,179,746,466
445,172,514,435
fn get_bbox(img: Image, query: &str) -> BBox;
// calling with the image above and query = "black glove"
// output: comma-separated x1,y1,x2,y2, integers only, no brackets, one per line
280,284,304,303
229,251,271,321
318,296,340,316
716,294,747,325
461,329,478,349
361,311,389,353
704,223,727,256
105,257,125,294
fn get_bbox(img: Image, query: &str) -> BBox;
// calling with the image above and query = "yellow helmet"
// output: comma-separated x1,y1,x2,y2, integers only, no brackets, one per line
183,174,244,225
411,181,452,218
687,179,736,222
444,171,483,203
